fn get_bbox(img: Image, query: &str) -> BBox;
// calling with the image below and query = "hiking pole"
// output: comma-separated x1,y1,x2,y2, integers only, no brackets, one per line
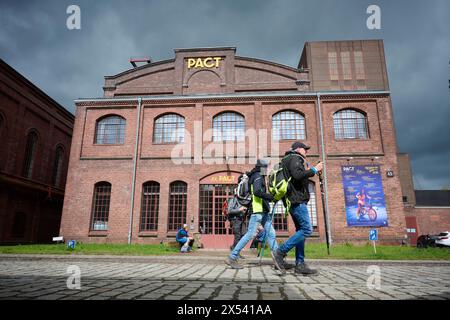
318,172,331,255
259,200,278,265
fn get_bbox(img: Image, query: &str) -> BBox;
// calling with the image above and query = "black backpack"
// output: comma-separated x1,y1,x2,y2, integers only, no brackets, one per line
235,172,252,206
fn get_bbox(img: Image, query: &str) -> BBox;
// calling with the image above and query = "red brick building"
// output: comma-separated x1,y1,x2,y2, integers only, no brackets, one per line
398,153,450,244
60,40,410,247
0,59,74,244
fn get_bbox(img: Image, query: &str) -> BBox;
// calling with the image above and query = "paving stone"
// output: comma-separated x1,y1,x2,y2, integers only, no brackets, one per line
0,256,449,301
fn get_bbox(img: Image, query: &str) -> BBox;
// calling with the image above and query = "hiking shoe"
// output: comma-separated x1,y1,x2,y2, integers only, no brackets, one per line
283,261,296,270
225,257,243,269
295,262,318,276
271,249,286,273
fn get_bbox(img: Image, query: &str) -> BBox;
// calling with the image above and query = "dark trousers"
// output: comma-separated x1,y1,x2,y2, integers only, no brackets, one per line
250,238,259,249
230,217,247,250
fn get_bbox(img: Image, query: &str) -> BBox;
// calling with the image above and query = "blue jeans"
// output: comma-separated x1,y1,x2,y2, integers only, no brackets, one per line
278,203,312,264
229,213,278,260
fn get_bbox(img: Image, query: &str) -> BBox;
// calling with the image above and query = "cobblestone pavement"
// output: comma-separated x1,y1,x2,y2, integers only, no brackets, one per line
0,254,449,300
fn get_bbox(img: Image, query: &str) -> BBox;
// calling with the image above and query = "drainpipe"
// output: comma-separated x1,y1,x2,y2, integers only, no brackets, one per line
128,97,142,244
316,93,332,246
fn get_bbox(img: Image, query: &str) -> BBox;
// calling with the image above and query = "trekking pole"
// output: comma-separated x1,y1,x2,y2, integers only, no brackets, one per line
318,172,331,255
259,200,278,265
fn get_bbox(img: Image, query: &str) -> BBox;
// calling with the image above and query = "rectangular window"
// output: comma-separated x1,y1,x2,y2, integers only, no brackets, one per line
168,182,187,231
140,183,160,231
91,183,111,231
328,52,339,80
341,51,352,80
354,51,365,80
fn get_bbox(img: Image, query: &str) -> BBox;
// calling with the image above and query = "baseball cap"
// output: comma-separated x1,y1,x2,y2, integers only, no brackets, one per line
291,141,311,150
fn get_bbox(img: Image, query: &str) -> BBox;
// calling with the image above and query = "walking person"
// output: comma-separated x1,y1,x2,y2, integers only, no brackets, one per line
227,195,248,258
225,159,279,269
272,142,323,275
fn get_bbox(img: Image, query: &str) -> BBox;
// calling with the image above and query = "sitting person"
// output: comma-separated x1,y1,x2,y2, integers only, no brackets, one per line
250,225,266,255
176,224,194,253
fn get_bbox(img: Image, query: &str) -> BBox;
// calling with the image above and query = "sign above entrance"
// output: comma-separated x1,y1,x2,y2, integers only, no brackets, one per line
200,171,240,185
187,57,222,69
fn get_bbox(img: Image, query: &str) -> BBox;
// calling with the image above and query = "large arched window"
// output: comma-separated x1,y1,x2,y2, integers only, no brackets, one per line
90,182,112,231
213,112,245,141
140,181,160,231
95,115,126,144
51,145,64,188
22,131,38,178
168,181,187,231
333,109,368,139
153,113,185,143
272,110,306,140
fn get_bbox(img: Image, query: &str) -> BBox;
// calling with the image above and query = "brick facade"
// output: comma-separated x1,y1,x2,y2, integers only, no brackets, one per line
60,41,409,247
404,207,450,236
0,59,74,244
398,154,450,244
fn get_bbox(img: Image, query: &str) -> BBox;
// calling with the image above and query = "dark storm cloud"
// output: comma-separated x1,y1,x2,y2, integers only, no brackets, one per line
0,0,449,189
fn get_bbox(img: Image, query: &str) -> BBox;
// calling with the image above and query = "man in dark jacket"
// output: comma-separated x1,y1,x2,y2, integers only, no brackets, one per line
272,142,323,275
227,195,248,253
225,159,279,269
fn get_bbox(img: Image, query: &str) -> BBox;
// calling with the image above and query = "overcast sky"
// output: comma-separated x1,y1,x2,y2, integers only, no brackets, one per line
1,0,449,190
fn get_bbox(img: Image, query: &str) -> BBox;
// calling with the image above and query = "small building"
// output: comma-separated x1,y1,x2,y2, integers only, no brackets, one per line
0,59,74,244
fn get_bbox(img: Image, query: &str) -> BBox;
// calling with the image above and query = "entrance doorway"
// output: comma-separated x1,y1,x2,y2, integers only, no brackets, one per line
199,171,240,249
199,184,237,249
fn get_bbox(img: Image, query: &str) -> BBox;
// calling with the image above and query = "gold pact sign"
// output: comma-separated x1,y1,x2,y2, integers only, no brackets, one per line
187,57,222,69
210,175,235,183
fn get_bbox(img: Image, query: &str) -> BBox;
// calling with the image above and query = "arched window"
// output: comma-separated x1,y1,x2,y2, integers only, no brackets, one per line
51,146,64,188
213,112,245,141
153,113,185,143
272,110,306,140
90,182,112,231
95,115,126,144
22,131,38,178
333,109,368,139
140,181,160,231
168,181,187,231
